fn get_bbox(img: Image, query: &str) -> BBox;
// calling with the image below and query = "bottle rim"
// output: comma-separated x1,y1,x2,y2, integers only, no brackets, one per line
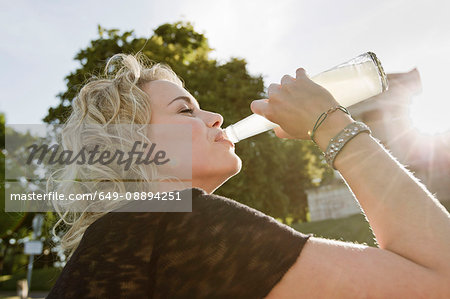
367,51,389,92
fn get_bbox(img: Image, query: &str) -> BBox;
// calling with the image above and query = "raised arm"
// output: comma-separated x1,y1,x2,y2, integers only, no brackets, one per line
250,69,450,298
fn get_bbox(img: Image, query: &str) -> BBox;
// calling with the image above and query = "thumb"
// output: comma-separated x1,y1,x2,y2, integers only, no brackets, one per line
250,99,270,117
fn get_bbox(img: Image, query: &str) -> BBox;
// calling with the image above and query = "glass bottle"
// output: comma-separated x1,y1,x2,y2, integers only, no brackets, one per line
224,52,388,143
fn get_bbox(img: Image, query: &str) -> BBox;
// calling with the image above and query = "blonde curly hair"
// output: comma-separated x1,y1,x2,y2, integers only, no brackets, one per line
50,53,185,259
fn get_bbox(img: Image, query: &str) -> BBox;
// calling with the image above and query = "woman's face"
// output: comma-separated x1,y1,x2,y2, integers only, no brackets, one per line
143,80,242,194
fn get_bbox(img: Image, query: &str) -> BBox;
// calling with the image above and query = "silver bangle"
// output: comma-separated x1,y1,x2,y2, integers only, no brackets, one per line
324,121,371,170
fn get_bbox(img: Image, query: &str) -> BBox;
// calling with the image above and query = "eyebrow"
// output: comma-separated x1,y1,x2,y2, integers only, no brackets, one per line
167,96,199,108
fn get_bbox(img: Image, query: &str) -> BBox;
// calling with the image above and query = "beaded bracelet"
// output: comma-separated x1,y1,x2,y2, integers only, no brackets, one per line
324,121,372,170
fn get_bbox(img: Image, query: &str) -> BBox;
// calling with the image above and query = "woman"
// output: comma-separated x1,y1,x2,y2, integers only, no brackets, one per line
47,54,450,298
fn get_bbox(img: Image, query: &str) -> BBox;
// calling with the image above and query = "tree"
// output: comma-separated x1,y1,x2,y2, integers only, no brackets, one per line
0,114,60,275
43,21,333,223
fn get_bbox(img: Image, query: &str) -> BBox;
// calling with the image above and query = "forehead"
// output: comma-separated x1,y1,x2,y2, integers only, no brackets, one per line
144,80,200,108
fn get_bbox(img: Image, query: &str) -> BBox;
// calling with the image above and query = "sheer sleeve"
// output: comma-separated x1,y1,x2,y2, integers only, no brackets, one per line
150,188,312,298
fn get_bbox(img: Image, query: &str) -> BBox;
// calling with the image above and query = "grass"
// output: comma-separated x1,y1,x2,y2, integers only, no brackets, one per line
291,200,450,247
292,213,377,246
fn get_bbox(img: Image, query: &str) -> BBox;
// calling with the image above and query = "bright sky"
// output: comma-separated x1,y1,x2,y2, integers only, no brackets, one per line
1,0,449,134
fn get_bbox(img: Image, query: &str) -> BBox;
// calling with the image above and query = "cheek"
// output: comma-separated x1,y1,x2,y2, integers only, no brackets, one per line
187,120,211,168
191,145,216,177
191,136,212,166
190,121,207,144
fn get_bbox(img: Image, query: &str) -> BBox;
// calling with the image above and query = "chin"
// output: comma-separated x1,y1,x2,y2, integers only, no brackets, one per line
220,153,242,177
217,157,242,189
230,155,242,175
193,155,242,187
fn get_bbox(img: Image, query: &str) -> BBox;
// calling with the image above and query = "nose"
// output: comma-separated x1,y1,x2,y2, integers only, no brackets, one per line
206,111,223,128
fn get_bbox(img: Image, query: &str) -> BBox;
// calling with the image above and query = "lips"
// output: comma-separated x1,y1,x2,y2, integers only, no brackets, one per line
214,131,235,148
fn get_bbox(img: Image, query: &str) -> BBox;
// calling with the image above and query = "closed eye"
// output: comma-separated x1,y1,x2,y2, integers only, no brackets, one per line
180,108,194,114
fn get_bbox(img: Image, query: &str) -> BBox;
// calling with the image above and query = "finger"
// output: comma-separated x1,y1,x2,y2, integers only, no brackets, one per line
280,74,295,85
273,126,292,139
268,83,281,97
250,99,274,121
295,67,308,79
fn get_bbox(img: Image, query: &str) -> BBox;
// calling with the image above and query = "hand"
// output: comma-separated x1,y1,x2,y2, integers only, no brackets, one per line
250,68,344,140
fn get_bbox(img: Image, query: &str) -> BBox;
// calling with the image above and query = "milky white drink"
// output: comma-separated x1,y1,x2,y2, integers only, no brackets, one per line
224,52,388,143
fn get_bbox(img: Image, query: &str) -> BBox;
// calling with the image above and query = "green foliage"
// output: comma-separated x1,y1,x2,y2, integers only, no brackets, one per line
0,114,28,275
0,267,61,291
0,115,60,276
43,21,211,124
1,117,37,240
42,21,332,223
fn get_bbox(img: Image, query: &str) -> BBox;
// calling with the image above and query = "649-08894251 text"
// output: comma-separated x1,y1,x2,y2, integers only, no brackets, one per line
9,191,182,201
